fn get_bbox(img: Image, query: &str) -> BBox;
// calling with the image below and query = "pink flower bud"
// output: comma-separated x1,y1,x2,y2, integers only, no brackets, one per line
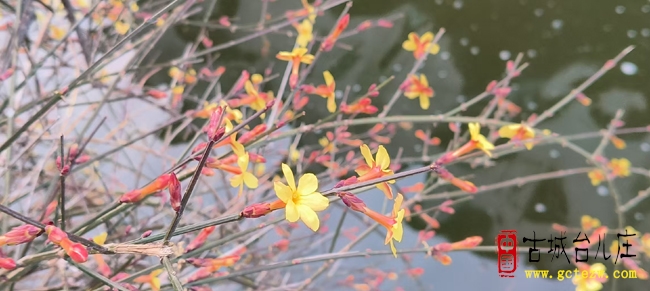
506,60,515,72
141,230,153,238
485,80,498,92
205,107,225,142
377,19,394,28
74,154,90,164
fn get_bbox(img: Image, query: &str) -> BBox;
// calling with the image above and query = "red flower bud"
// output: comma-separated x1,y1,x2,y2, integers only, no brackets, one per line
241,203,272,218
45,225,68,244
205,106,225,142
66,242,89,263
0,257,16,270
186,226,216,252
0,224,43,246
168,173,181,212
338,192,367,213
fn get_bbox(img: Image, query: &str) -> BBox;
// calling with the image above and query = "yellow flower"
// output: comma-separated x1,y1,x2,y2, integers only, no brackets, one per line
402,32,440,59
356,144,395,199
387,194,405,257
274,164,329,231
498,123,536,150
362,194,405,257
580,215,601,232
295,19,314,48
134,269,163,291
572,263,607,291
588,169,605,186
276,47,315,65
403,74,434,110
114,20,130,35
468,123,495,157
313,71,336,113
608,158,630,177
229,140,258,196
276,47,315,88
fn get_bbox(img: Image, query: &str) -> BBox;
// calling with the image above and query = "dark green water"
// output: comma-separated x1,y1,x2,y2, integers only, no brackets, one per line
149,0,650,289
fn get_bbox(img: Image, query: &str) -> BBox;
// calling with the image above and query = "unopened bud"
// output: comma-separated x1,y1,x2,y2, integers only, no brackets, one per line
338,192,367,213
45,225,68,244
0,224,43,246
141,230,153,238
205,107,225,142
241,203,271,218
168,173,181,212
66,242,89,263
0,257,16,270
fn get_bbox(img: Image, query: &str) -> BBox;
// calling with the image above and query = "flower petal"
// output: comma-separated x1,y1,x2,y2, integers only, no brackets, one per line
300,54,314,64
285,200,300,222
375,145,390,170
276,51,293,61
419,93,430,110
300,192,329,211
230,175,242,188
360,144,375,167
498,124,520,139
404,91,419,99
420,74,429,87
421,32,434,43
429,43,440,55
281,163,296,190
389,240,397,258
327,96,336,113
323,71,334,87
297,204,320,231
243,173,258,188
274,182,293,203
468,123,480,140
237,153,249,171
296,173,319,196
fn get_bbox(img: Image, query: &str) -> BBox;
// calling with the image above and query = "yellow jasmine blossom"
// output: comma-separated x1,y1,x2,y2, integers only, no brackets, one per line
362,193,405,257
356,144,395,199
229,140,258,196
295,19,314,47
608,158,630,177
402,32,440,59
498,123,536,150
468,122,495,156
588,169,605,186
274,164,329,231
404,74,434,110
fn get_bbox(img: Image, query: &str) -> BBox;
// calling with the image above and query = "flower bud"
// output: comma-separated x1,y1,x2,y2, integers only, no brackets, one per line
0,224,43,246
241,203,271,218
45,225,68,244
168,173,181,212
66,242,89,263
0,257,16,270
338,192,367,213
205,107,225,142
